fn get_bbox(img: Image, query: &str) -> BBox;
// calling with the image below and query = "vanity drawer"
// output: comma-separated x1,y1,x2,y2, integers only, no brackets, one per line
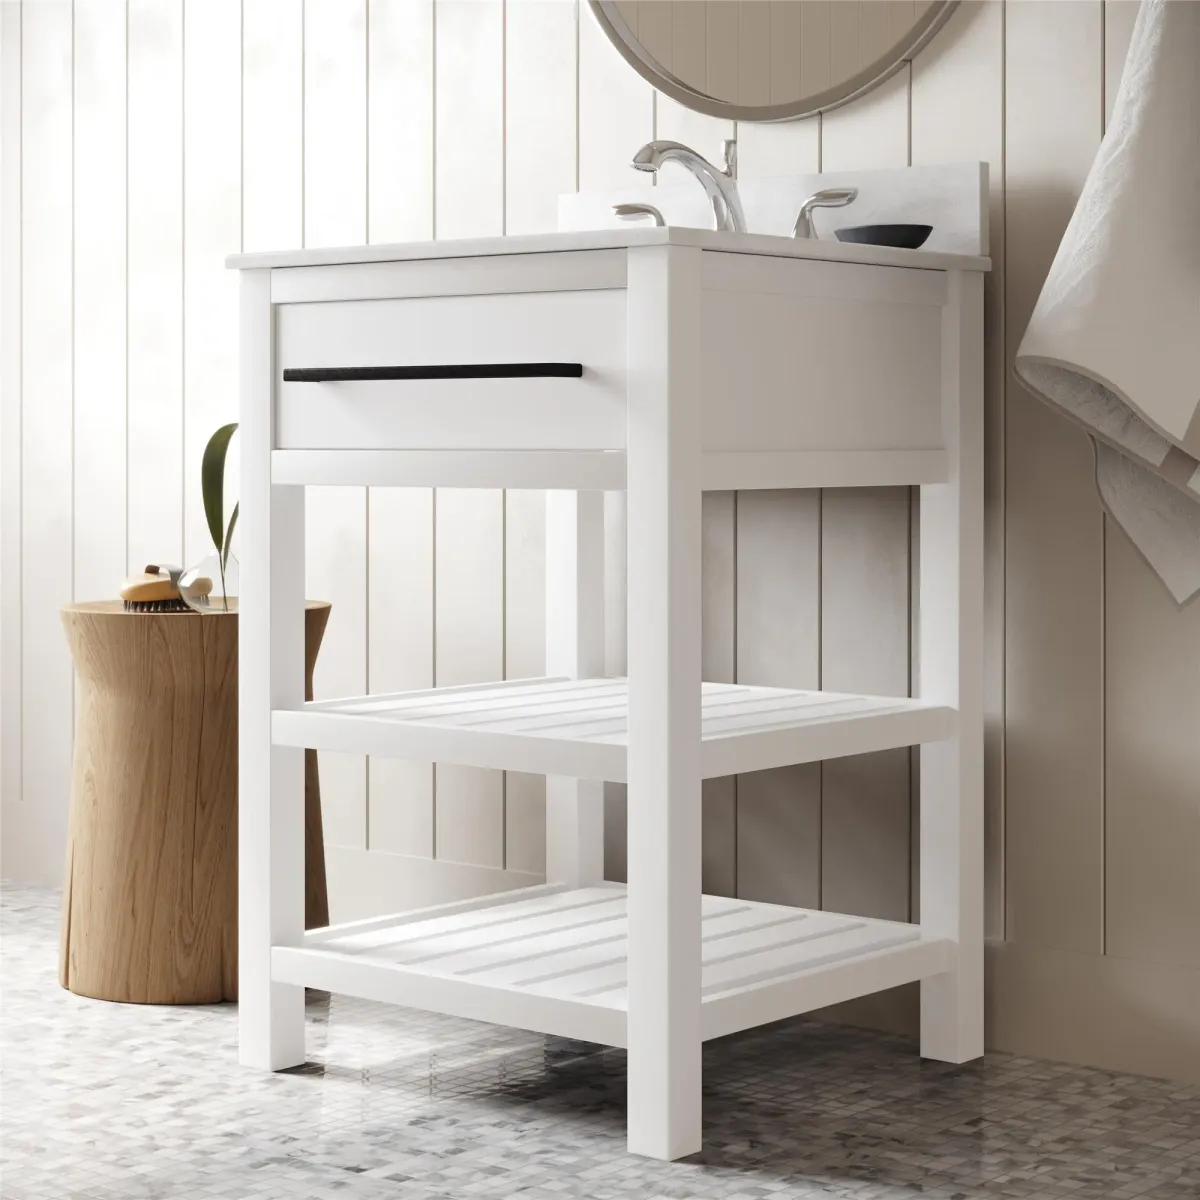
275,289,627,451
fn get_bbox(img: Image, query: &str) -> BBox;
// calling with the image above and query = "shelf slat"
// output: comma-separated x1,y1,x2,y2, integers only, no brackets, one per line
273,677,954,781
273,885,948,1049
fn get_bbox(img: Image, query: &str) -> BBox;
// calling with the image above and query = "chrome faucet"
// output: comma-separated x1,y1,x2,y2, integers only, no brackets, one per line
630,139,747,234
792,187,859,239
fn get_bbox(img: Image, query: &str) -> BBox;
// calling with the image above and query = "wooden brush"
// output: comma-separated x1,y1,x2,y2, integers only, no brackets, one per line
120,565,211,613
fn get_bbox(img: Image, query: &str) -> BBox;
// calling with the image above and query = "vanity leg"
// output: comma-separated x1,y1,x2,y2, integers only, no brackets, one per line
544,490,606,885
625,244,704,1160
919,270,985,1064
238,268,307,1071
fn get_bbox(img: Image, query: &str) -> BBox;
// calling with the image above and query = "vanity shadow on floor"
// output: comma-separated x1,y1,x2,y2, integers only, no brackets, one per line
2,885,1197,1200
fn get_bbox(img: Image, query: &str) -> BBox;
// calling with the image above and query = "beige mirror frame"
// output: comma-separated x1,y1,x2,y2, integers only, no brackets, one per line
588,0,959,123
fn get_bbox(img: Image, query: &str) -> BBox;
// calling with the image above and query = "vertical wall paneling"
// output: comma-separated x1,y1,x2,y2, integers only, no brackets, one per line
1003,0,1104,955
434,489,504,867
602,482,629,883
505,0,576,237
8,0,1200,1084
820,488,912,920
911,0,1004,935
431,0,505,870
303,0,369,850
367,486,435,858
243,0,303,254
182,0,241,568
736,1,819,179
799,1,831,99
828,0,860,86
366,0,436,859
579,0,652,883
434,0,503,241
818,53,912,923
0,0,22,879
704,3,738,106
820,63,908,169
1104,525,1200,969
502,0,577,874
701,492,737,898
19,0,74,883
127,0,184,575
736,0,770,109
367,0,434,245
1100,0,1199,972
735,490,821,908
504,489,548,874
578,0,652,192
72,0,125,606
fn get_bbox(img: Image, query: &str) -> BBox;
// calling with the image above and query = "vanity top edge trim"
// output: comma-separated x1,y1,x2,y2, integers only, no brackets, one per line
227,227,991,275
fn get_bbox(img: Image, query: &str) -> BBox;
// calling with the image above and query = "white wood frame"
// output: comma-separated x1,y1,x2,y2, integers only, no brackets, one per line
233,230,986,1159
918,270,985,1062
238,268,307,1070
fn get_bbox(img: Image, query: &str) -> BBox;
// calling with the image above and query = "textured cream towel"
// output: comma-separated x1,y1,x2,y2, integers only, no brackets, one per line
1015,0,1200,604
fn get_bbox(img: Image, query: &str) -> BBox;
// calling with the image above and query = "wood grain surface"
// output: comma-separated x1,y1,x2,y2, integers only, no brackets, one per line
58,600,330,1004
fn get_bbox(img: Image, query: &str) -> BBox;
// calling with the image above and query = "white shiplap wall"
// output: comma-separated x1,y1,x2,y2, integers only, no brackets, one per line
3,0,1199,1084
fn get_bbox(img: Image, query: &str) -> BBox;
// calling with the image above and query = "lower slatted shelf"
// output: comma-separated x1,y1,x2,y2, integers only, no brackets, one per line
273,884,951,1047
273,677,955,781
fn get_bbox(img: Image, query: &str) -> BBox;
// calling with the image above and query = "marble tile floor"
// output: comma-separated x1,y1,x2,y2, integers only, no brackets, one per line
2,884,1197,1200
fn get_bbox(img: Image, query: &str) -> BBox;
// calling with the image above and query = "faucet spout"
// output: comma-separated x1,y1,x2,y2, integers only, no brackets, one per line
630,139,747,234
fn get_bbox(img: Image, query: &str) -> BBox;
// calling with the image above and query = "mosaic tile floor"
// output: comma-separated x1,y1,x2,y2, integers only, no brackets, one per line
3,885,1198,1200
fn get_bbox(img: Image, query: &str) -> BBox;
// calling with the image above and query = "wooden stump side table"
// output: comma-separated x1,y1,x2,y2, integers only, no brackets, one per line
59,600,331,1004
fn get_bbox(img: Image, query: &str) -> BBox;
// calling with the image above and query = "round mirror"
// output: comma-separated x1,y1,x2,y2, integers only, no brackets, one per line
589,1,958,122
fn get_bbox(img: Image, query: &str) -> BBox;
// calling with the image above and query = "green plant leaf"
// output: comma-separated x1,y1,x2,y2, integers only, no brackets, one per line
223,502,239,571
202,422,238,556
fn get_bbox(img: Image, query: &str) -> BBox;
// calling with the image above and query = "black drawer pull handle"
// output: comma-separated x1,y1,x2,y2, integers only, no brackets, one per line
283,363,583,383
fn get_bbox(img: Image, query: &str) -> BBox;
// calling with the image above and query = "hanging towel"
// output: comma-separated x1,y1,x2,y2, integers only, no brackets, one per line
1014,0,1200,604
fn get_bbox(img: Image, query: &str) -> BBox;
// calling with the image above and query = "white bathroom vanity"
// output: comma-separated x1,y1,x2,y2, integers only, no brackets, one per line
230,219,988,1161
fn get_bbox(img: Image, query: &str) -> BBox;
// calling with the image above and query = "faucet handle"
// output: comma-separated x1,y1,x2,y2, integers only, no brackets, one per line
792,186,859,239
613,202,665,227
721,138,738,180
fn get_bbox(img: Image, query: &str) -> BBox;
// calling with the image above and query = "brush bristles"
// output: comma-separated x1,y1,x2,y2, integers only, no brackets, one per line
122,598,195,613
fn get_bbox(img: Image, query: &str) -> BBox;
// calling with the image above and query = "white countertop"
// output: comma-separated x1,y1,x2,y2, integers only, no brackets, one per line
226,225,991,274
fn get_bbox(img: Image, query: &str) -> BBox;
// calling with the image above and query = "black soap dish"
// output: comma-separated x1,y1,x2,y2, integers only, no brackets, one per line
835,223,933,250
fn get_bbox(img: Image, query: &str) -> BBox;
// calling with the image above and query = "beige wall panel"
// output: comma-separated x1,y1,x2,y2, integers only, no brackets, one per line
735,490,821,907
910,0,1004,937
702,491,738,898
1003,0,1104,955
820,488,912,921
988,941,1200,1086
705,3,739,105
817,49,913,926
1104,526,1200,970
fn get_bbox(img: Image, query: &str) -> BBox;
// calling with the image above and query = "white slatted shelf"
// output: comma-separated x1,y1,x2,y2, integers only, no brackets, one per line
272,883,950,1048
272,676,955,781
